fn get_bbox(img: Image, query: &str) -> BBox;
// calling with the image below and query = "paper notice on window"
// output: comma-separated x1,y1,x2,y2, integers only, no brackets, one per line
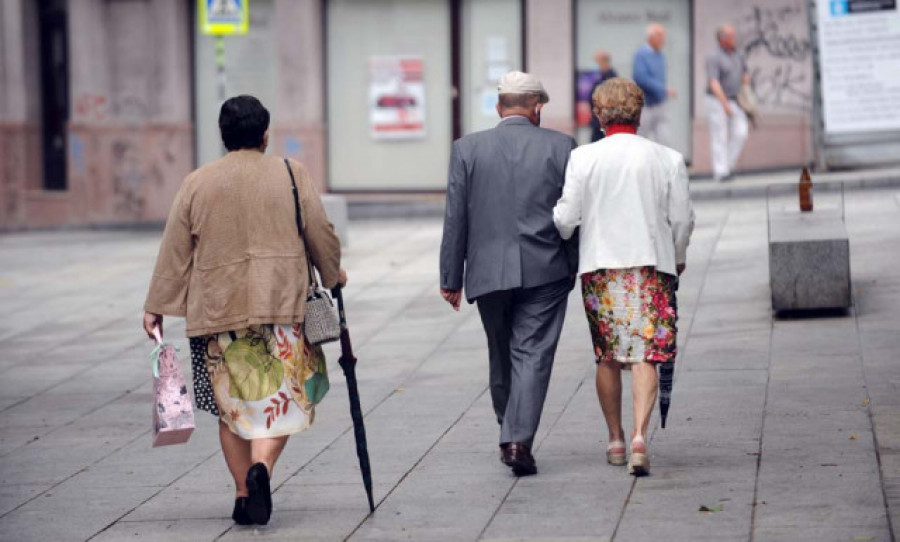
816,1,900,134
369,56,426,140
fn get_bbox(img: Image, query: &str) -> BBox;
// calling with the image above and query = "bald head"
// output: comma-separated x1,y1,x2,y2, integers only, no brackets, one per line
594,50,611,71
646,24,666,51
717,24,736,51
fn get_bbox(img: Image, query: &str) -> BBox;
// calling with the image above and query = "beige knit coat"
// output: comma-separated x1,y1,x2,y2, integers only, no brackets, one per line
144,150,341,338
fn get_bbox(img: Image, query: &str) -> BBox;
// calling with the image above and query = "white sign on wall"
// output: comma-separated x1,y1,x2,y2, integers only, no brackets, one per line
816,0,900,134
368,56,426,141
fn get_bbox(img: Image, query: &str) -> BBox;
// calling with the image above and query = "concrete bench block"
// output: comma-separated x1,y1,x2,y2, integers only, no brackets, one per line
321,194,349,248
769,212,851,311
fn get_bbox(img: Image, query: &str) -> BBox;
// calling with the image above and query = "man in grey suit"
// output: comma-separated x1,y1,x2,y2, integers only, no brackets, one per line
440,71,577,476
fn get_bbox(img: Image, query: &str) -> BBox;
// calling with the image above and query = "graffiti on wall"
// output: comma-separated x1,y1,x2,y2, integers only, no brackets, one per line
74,94,108,122
112,129,187,220
146,131,181,190
113,95,150,120
110,136,145,217
738,3,812,111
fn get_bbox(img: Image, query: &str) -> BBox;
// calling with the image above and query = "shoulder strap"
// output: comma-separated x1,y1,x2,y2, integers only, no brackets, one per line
285,158,319,287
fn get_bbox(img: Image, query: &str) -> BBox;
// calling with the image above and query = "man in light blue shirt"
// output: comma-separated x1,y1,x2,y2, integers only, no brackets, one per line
633,24,675,146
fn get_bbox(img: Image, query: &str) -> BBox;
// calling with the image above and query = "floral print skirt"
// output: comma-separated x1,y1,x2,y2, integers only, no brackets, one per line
190,324,329,440
581,267,678,366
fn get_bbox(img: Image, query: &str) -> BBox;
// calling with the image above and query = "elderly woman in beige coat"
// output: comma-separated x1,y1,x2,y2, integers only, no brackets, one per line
143,95,344,525
554,78,694,476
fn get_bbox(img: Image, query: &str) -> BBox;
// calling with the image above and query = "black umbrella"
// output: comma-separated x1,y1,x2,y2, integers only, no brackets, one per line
658,277,680,429
658,361,674,428
331,287,375,513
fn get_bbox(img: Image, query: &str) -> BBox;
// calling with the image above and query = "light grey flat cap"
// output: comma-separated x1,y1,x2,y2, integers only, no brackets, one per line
498,71,549,104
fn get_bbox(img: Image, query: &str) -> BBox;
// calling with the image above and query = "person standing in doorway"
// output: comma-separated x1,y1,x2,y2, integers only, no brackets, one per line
440,71,578,477
706,24,750,182
633,23,676,146
590,51,619,142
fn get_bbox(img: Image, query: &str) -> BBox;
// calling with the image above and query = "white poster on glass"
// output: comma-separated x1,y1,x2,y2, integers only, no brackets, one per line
816,0,900,134
368,56,427,140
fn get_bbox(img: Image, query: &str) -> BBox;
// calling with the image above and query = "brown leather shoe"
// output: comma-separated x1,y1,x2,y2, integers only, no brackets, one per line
502,443,537,476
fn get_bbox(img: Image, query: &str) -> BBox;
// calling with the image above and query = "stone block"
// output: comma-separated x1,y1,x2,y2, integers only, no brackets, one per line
321,194,349,248
768,212,851,311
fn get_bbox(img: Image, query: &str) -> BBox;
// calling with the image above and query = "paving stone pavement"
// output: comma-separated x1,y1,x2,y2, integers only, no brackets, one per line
1,190,899,542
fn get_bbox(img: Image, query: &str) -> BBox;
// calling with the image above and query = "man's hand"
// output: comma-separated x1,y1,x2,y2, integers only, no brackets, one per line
709,79,732,116
676,263,686,276
143,312,163,341
441,288,462,312
667,88,677,98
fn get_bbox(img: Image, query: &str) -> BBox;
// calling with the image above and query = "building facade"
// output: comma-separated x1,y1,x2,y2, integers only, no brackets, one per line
0,0,887,230
1,0,193,230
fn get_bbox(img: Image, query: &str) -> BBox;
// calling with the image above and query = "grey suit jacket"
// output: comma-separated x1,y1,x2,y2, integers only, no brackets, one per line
440,116,578,302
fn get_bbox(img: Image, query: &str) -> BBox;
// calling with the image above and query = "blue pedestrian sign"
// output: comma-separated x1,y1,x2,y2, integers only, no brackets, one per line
199,0,249,35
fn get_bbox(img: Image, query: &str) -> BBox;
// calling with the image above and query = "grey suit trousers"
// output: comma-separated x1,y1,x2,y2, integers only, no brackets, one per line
476,278,571,449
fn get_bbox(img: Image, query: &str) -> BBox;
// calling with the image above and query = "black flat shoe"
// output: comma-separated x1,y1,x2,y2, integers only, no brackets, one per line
245,462,272,525
232,497,252,525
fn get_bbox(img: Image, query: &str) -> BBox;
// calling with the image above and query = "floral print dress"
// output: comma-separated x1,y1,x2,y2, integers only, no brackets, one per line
190,324,329,439
581,267,678,365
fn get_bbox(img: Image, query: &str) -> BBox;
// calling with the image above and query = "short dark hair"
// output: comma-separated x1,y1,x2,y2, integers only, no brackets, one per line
219,95,270,151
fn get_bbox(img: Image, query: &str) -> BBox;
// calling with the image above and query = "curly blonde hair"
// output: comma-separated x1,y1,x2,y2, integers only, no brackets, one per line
592,77,644,128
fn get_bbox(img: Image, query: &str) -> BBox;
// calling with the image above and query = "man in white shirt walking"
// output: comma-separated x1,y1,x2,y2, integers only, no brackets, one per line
706,24,750,182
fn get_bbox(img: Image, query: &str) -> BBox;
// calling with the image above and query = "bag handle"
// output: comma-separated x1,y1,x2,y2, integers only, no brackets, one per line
150,326,165,378
285,158,320,289
150,327,181,378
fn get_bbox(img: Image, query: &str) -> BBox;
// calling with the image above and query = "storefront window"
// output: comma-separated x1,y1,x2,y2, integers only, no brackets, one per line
575,0,692,160
327,0,453,191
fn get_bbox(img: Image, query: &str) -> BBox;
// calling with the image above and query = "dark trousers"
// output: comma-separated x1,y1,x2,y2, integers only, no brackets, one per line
476,278,571,448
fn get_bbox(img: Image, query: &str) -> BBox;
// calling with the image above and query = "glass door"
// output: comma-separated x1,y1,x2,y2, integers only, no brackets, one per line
575,0,692,160
327,0,453,191
460,0,523,135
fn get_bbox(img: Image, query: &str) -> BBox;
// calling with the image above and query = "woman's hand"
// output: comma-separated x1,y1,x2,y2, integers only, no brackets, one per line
338,268,348,287
677,263,686,276
143,312,163,341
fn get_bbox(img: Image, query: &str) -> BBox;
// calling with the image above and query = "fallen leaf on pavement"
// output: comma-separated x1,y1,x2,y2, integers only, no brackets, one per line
849,434,857,440
862,398,870,406
699,504,723,513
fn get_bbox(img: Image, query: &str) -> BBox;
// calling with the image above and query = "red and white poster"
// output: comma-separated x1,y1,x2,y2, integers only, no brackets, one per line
369,56,426,140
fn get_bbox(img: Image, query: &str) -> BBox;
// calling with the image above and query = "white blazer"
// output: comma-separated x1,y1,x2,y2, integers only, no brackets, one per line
553,133,694,277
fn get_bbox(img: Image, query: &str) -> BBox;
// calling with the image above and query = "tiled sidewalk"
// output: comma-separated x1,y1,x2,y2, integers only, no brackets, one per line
0,191,898,541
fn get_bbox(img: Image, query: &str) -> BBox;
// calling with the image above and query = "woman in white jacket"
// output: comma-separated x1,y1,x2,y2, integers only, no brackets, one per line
553,78,694,476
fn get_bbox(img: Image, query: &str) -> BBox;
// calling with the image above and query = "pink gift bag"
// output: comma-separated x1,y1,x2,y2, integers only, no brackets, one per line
151,329,195,447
